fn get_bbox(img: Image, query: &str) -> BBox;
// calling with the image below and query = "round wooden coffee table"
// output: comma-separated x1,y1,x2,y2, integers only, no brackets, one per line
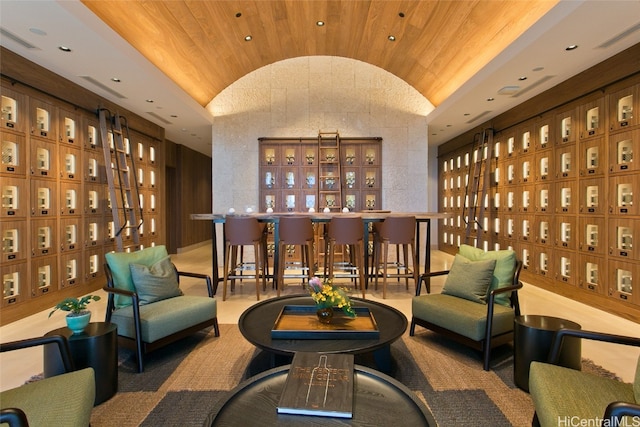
205,364,435,426
239,295,407,374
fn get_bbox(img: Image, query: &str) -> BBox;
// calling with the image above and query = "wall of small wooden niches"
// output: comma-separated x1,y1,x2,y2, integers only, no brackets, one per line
438,79,640,318
258,137,382,265
1,82,163,312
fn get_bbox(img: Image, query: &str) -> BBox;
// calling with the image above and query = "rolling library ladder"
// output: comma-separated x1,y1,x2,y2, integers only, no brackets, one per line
463,129,494,246
317,130,343,211
98,108,143,252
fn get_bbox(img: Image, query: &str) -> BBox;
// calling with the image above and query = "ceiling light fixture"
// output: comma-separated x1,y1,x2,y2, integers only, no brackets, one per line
29,28,47,36
244,35,252,41
111,77,121,83
316,21,325,27
388,35,396,41
146,99,154,103
399,12,405,18
565,44,578,51
235,12,242,18
487,97,495,102
518,76,527,81
58,46,72,52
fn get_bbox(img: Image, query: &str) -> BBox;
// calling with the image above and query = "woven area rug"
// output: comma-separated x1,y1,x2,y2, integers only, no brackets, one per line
89,324,614,427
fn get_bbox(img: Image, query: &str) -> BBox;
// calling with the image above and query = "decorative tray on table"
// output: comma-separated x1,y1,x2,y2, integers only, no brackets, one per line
271,305,380,340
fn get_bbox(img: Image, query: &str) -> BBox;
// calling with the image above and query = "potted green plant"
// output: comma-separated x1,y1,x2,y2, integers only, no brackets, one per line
49,295,101,334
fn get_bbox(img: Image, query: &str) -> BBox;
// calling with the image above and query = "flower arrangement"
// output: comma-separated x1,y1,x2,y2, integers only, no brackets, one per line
308,277,356,318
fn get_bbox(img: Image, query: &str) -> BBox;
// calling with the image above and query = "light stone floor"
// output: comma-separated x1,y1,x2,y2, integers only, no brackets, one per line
2,244,639,393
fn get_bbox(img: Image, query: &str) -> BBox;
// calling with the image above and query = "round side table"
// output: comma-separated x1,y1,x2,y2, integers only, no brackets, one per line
44,322,118,405
513,315,582,392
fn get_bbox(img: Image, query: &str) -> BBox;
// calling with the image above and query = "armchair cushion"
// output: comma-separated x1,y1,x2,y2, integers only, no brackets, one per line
442,254,496,304
110,295,217,343
530,361,636,427
1,367,94,427
459,244,517,306
130,256,183,305
635,356,640,402
106,245,169,309
412,294,516,341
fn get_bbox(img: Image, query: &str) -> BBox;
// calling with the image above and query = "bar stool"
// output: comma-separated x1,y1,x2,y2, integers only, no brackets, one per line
373,215,418,298
325,215,366,298
223,215,267,301
276,216,315,296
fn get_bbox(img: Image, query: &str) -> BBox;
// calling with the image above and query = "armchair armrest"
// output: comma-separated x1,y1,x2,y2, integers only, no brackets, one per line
0,408,28,427
604,401,640,424
0,335,75,373
415,270,450,295
548,329,640,364
177,271,214,297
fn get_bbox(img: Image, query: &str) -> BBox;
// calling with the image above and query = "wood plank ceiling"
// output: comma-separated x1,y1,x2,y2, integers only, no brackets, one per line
81,0,558,108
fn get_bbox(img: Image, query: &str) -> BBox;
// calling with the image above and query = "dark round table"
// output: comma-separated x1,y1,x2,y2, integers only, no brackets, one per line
513,314,582,392
239,295,407,374
44,322,118,405
205,364,436,426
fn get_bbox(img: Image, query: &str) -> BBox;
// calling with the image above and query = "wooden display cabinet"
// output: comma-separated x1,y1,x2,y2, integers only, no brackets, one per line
84,246,103,280
519,153,534,183
609,83,639,132
84,183,105,215
503,133,517,158
84,118,101,151
502,187,517,213
60,251,83,288
579,137,606,177
555,180,577,214
31,218,57,258
281,145,300,166
60,217,82,252
535,149,553,182
1,219,27,262
58,108,80,145
503,157,517,185
84,216,104,248
1,88,27,134
59,145,82,181
578,216,606,256
1,131,26,176
361,143,380,166
1,177,27,218
518,124,534,155
609,173,639,215
578,254,606,295
83,153,103,183
519,215,532,242
362,192,379,211
30,138,57,178
609,129,638,173
578,177,605,215
60,182,82,216
535,182,553,213
29,98,57,141
554,249,576,285
1,261,27,307
30,179,57,217
608,259,638,306
608,218,639,260
578,97,606,140
503,213,517,239
556,107,577,144
517,241,533,272
555,215,576,250
535,116,554,149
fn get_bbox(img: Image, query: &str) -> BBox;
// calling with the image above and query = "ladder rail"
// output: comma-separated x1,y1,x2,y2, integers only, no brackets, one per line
463,129,494,247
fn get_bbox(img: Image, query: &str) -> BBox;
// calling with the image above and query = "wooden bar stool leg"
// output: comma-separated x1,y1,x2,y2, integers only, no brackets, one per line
357,242,365,298
253,242,261,301
223,241,231,301
382,240,389,299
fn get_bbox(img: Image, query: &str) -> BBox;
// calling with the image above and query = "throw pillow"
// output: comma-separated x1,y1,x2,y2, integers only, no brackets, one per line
105,245,169,309
129,256,182,305
442,254,496,304
458,244,517,306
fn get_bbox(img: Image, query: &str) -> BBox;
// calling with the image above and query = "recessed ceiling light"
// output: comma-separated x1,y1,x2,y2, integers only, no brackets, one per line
111,77,121,83
316,21,325,27
464,113,470,116
518,76,527,81
170,114,178,118
532,66,544,72
146,99,154,103
244,35,252,41
235,12,242,18
388,35,396,41
29,28,46,36
565,44,578,51
58,46,72,52
487,97,495,102
446,124,452,127
399,12,405,18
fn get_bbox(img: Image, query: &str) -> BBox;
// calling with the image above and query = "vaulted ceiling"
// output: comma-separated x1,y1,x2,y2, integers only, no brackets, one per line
82,0,557,108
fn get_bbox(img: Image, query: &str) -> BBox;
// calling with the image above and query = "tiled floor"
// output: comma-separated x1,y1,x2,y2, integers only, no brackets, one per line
1,245,639,393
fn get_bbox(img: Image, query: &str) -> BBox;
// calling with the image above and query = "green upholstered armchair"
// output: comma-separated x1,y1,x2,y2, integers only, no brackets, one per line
410,245,523,371
104,245,219,373
530,328,640,427
0,335,95,427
